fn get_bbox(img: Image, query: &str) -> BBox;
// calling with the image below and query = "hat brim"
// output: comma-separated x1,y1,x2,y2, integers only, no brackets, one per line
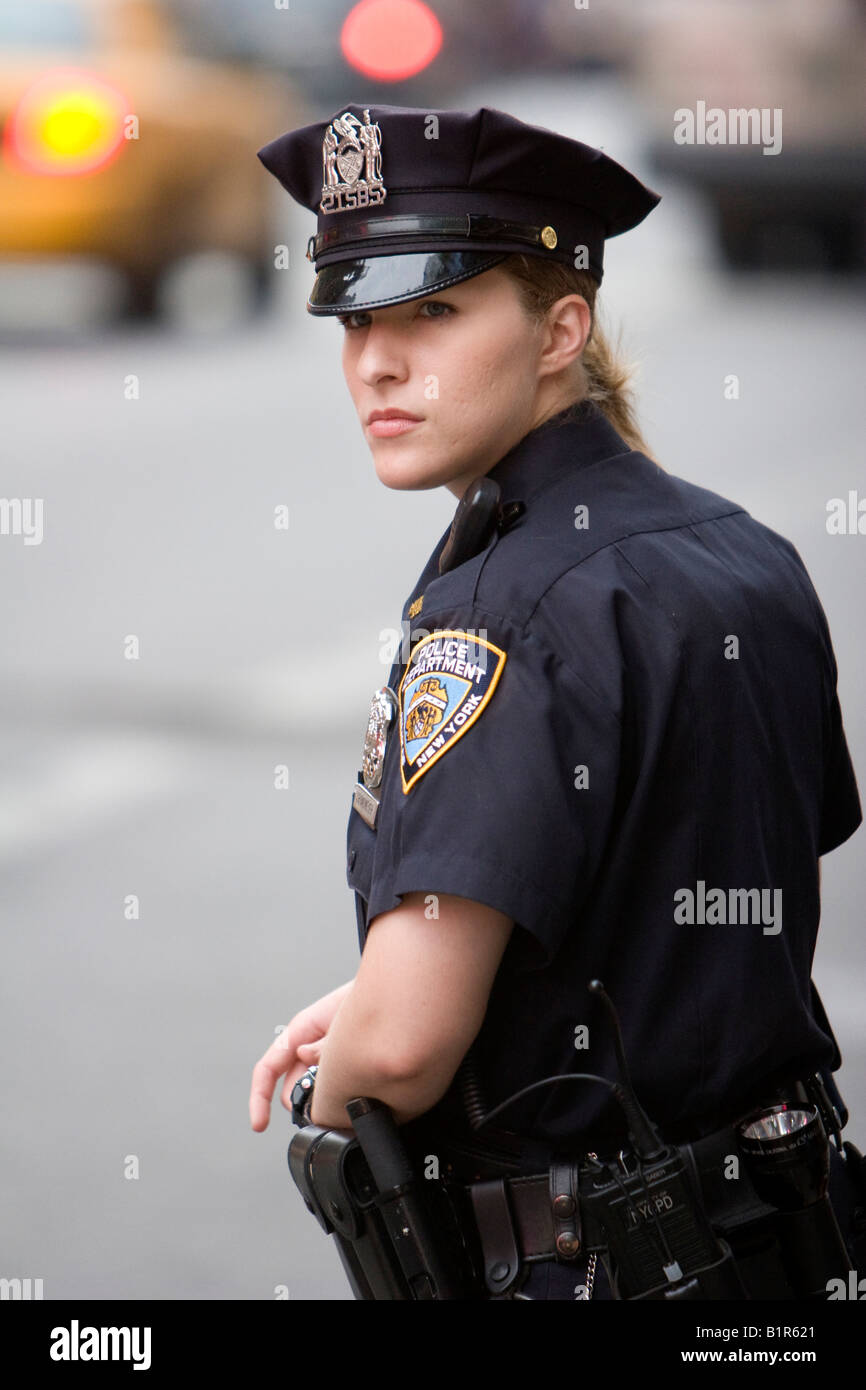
306,250,509,316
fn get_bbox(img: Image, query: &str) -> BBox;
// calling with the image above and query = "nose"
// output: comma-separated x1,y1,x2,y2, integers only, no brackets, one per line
353,317,410,388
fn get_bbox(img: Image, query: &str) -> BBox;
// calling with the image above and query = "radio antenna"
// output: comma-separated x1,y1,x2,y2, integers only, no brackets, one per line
588,979,665,1160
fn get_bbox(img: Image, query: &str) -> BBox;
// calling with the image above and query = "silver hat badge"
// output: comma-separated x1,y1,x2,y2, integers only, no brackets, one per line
320,108,386,216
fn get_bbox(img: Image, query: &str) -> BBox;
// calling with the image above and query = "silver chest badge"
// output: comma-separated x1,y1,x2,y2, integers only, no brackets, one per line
320,108,386,215
363,686,398,788
352,686,398,830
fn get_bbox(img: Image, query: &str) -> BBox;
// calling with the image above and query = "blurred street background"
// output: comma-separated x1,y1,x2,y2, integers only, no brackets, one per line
1,0,864,1300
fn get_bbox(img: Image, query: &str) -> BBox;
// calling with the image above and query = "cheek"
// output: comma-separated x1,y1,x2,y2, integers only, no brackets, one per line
437,325,531,420
341,339,360,396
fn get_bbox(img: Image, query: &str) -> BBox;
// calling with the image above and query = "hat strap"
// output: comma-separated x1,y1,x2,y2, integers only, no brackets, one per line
307,212,559,262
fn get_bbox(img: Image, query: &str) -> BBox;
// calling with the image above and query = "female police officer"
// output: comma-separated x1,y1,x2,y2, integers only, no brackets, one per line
248,105,862,1300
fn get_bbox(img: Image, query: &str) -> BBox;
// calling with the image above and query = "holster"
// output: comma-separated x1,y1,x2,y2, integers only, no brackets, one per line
289,1124,406,1299
287,1124,485,1299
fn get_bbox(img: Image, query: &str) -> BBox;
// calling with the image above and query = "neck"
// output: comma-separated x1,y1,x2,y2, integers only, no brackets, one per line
445,387,590,501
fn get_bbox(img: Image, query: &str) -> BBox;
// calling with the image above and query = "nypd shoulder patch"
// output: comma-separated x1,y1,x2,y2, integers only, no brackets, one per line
398,629,507,792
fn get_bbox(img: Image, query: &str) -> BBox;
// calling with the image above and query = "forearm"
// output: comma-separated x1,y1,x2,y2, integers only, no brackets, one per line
306,892,512,1129
308,988,446,1129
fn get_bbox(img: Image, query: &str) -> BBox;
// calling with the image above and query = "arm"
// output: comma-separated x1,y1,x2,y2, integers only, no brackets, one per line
309,891,514,1129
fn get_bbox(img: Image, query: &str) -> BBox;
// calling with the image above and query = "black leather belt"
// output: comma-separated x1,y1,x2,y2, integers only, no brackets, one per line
460,1130,757,1275
443,1072,844,1293
469,1170,581,1258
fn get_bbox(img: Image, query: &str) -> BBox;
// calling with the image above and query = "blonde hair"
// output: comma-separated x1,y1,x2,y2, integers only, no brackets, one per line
498,252,653,458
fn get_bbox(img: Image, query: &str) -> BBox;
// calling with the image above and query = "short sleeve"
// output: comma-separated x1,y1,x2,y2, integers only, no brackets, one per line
363,610,622,968
773,542,863,858
819,689,862,855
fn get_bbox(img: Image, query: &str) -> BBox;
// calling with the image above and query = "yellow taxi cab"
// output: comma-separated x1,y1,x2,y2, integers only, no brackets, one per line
0,0,295,312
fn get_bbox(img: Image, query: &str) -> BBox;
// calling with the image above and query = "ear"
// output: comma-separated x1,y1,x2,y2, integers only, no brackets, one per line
537,294,592,379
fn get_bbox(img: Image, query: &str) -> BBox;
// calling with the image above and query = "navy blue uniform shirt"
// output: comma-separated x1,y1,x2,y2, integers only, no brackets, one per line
345,399,861,1157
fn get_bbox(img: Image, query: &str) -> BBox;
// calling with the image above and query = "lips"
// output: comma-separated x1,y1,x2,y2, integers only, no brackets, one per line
366,408,423,425
366,407,424,438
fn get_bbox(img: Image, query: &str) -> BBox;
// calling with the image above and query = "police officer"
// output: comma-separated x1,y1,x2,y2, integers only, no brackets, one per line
248,103,863,1300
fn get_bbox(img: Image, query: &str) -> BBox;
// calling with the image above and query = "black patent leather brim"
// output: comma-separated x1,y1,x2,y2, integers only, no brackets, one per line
306,251,508,315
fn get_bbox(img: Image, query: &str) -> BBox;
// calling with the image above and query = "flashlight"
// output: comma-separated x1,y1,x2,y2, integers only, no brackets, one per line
737,1103,852,1298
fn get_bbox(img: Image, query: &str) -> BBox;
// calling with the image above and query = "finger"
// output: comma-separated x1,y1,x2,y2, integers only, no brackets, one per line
276,1017,325,1061
249,1039,295,1131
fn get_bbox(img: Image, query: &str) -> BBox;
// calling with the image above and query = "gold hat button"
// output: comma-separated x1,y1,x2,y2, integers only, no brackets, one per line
540,225,558,250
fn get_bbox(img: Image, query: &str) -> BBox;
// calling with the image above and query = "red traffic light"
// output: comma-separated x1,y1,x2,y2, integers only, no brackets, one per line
341,0,443,82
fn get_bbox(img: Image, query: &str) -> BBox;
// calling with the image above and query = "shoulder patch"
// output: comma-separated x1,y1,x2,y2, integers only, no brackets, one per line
398,629,506,792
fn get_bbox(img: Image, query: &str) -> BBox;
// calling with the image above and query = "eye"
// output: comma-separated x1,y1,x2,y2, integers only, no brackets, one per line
337,310,372,331
418,300,453,320
337,300,454,331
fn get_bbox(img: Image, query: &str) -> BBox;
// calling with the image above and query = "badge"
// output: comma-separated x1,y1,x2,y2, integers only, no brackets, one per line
398,630,507,792
352,686,398,830
320,108,386,215
362,686,398,789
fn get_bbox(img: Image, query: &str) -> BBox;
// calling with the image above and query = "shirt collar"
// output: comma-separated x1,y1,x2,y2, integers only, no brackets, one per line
484,398,633,505
402,399,635,620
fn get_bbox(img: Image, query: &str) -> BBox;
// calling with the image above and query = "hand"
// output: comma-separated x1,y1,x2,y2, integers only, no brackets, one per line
249,979,354,1132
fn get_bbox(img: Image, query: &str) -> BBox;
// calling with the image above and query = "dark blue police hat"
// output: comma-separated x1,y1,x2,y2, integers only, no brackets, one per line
257,103,661,315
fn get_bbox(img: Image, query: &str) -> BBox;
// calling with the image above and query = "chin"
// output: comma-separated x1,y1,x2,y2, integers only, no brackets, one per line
371,446,448,492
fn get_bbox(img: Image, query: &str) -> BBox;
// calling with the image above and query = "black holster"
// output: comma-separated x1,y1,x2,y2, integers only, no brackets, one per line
288,1122,484,1299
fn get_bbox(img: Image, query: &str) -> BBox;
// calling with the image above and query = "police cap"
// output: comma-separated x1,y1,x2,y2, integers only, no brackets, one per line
257,103,661,315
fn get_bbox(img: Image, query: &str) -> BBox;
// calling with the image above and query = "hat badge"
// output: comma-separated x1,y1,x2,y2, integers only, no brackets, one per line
320,109,387,216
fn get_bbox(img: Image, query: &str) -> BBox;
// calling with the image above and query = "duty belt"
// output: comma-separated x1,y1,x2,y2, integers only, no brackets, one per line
442,1072,844,1295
